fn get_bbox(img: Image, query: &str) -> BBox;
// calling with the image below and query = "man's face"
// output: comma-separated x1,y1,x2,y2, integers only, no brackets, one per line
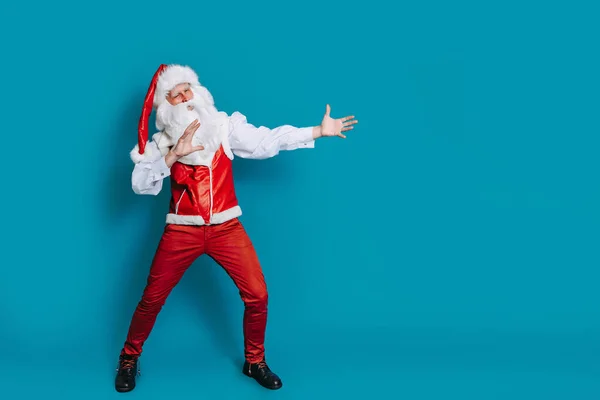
156,83,209,142
166,83,194,106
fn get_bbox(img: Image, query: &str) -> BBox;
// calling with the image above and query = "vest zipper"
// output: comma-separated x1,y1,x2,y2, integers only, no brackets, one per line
175,189,186,214
208,166,213,223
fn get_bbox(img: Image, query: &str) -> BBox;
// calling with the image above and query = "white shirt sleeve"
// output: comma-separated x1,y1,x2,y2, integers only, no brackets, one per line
227,111,315,159
131,141,172,195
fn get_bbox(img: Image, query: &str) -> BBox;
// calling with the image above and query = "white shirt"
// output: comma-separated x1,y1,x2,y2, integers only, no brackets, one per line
131,111,315,195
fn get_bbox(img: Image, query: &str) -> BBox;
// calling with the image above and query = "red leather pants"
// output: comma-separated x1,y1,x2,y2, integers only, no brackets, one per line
121,218,268,363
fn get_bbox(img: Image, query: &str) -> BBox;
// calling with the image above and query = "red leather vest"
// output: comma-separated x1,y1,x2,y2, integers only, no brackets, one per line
165,146,241,225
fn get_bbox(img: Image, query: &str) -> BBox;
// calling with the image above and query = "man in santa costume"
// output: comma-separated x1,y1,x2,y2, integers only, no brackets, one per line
115,64,357,393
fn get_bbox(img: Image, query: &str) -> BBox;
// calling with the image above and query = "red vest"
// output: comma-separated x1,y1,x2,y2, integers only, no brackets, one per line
165,146,241,225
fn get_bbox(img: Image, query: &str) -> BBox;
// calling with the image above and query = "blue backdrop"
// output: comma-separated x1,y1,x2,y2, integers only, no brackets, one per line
1,1,598,399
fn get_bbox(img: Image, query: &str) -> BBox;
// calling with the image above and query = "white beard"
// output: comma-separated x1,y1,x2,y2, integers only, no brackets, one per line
155,87,233,165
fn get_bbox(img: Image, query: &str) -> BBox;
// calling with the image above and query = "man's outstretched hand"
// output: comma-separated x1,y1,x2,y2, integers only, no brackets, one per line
166,119,205,167
313,104,358,139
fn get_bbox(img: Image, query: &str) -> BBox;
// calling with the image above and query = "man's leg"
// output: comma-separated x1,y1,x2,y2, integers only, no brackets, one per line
116,224,205,392
205,218,282,390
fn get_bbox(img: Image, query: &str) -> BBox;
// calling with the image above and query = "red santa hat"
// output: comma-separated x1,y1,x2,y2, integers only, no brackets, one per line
136,64,207,156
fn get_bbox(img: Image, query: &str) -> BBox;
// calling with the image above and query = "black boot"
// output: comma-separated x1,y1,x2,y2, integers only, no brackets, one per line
242,359,283,390
115,354,140,392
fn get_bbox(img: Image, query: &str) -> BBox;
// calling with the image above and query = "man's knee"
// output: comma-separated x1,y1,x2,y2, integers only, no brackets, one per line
138,286,171,314
244,285,268,308
138,295,166,314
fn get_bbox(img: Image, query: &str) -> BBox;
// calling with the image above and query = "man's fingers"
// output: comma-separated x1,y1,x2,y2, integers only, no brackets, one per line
341,126,354,132
189,121,201,134
193,145,205,151
185,119,198,130
182,125,201,144
182,127,193,139
342,121,358,130
337,132,347,139
183,119,200,136
180,132,192,143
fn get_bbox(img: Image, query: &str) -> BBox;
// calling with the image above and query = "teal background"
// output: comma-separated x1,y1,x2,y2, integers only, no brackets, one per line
1,0,599,399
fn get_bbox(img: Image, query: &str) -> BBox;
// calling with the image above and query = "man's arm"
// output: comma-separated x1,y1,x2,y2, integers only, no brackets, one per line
226,112,318,160
131,141,173,195
227,105,357,160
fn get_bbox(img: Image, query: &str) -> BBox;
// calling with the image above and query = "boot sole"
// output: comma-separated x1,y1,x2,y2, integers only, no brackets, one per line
115,385,136,393
243,370,283,390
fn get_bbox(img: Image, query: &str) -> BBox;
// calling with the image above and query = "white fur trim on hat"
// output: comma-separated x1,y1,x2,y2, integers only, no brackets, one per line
153,64,200,107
